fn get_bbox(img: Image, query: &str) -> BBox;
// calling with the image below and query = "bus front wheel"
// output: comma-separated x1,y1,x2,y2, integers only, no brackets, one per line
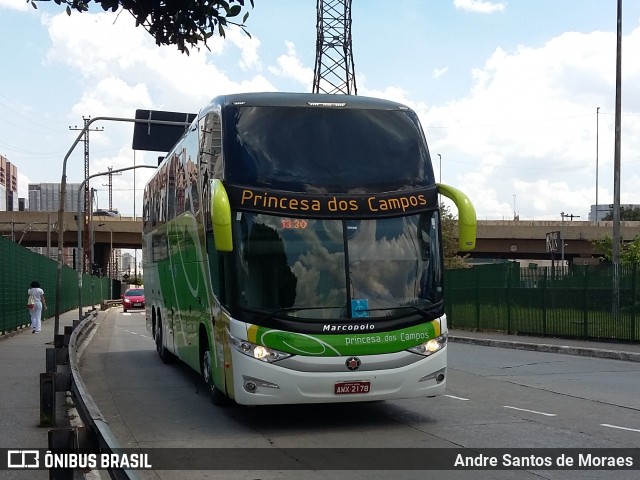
202,350,228,406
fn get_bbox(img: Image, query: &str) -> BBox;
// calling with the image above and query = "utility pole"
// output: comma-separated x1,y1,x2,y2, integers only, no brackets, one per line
107,166,113,211
69,117,103,272
312,0,357,95
102,166,122,212
612,0,623,320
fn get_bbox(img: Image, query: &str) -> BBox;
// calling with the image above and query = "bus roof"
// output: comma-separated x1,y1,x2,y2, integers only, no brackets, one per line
201,92,412,115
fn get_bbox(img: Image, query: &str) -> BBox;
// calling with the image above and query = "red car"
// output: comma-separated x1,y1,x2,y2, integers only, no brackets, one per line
122,288,145,313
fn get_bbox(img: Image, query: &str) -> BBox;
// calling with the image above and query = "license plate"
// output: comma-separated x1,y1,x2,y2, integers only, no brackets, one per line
133,303,141,307
334,381,370,395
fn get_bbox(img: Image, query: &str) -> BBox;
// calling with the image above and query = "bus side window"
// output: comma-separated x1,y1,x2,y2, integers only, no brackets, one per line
206,230,227,307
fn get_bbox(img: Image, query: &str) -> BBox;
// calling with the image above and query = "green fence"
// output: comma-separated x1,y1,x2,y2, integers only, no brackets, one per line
0,236,114,334
445,263,640,341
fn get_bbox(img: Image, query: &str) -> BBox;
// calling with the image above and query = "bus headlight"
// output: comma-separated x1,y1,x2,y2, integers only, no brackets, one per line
229,334,291,363
408,332,447,356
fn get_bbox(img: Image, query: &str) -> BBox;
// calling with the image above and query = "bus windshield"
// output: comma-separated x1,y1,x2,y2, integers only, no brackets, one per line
234,211,442,320
222,105,434,193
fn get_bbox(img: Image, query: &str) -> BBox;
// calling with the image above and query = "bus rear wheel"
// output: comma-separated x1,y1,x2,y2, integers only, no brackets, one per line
155,320,172,364
202,350,228,406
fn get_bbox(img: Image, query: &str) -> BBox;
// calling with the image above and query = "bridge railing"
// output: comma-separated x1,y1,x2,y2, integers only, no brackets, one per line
445,262,640,341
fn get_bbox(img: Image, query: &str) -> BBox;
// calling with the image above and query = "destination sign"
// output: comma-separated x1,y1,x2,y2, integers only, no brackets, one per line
224,184,438,218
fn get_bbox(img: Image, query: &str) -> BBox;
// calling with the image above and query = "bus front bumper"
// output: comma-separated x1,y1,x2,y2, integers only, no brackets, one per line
229,347,447,405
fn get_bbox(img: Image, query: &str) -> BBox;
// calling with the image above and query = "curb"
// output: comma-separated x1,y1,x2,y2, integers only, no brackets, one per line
449,335,640,363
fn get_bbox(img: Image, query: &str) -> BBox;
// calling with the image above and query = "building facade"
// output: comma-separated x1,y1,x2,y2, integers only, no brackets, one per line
27,182,84,267
28,182,82,212
0,154,18,211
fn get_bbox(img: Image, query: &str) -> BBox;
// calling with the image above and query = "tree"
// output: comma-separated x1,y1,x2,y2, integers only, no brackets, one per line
440,203,470,269
602,206,640,221
29,0,255,54
591,234,640,265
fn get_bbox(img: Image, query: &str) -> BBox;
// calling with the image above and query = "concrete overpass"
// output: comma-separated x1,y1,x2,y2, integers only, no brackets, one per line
0,211,142,274
472,220,640,263
2,211,640,269
0,211,142,249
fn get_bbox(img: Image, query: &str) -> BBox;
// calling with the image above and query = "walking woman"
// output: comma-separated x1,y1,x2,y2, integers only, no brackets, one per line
28,281,47,334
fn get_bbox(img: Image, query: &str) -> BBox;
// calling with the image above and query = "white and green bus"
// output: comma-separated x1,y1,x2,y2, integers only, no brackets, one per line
142,92,476,405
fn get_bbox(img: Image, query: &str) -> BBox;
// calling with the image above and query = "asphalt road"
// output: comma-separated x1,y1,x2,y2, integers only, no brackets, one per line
79,308,640,480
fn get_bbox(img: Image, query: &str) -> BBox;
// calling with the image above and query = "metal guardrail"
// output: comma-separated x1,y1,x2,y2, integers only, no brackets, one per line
102,299,123,310
45,309,141,480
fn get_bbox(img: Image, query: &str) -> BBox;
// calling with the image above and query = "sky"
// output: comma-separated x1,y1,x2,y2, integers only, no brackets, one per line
2,0,640,222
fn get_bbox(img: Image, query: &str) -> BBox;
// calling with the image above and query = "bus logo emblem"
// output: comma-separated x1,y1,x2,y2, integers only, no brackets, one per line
346,357,361,371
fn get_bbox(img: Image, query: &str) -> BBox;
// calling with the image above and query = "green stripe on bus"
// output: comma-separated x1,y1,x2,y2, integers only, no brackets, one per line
248,321,440,356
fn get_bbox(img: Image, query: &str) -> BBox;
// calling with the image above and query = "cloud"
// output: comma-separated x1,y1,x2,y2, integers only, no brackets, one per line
40,10,278,214
433,67,448,79
0,0,30,11
44,12,274,108
454,0,507,14
423,24,640,220
32,7,640,224
268,41,314,87
223,27,262,70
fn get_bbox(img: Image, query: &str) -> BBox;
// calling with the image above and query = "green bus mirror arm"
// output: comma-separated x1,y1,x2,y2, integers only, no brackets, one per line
437,183,477,251
211,179,233,252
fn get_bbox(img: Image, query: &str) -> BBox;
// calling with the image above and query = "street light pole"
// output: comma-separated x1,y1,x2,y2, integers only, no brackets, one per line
596,106,600,222
90,188,96,309
109,227,113,300
560,212,580,266
90,188,96,271
56,115,191,335
437,153,442,206
561,212,565,265
76,165,157,323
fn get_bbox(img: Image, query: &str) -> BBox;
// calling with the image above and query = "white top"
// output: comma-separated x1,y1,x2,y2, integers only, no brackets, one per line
28,287,45,303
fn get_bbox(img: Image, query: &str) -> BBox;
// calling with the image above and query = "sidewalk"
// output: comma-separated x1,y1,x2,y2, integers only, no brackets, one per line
0,308,89,478
1,312,639,477
449,328,640,362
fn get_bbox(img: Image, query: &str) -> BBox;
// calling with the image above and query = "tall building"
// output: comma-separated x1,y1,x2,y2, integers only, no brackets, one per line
0,154,17,211
121,252,134,275
28,183,82,212
111,248,122,279
27,182,83,267
0,156,6,211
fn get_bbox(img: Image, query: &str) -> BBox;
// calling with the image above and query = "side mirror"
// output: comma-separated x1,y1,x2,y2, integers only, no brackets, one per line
211,179,233,252
437,183,477,251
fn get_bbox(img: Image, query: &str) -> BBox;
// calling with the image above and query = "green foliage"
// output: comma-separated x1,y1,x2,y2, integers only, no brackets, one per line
591,234,640,265
602,206,640,221
440,203,470,269
29,0,255,54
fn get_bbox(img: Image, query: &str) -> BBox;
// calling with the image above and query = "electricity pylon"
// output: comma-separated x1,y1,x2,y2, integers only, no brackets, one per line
312,0,357,95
